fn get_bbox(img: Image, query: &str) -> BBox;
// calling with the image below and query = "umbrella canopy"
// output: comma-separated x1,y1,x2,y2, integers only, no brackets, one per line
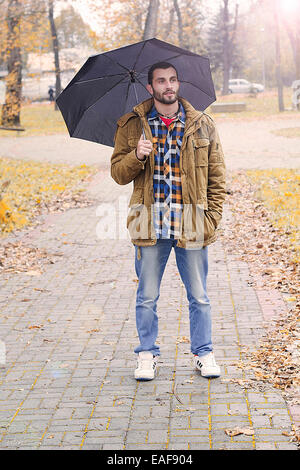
56,38,216,148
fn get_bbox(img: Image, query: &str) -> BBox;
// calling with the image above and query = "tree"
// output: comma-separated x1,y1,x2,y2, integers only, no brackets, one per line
173,0,183,46
143,0,160,40
1,0,22,127
87,0,147,50
55,4,94,49
48,0,61,110
86,0,204,53
0,0,58,125
206,0,241,94
274,0,284,111
280,0,300,80
172,0,206,54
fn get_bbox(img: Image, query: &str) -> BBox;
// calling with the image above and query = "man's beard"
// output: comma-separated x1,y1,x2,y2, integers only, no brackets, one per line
152,88,179,105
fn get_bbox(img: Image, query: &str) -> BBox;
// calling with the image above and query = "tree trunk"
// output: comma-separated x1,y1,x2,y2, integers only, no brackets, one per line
274,1,284,112
173,0,183,47
143,0,160,40
1,0,22,127
221,0,230,95
48,0,61,110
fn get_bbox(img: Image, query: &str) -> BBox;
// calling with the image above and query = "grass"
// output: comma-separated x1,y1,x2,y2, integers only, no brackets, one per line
208,88,299,120
271,127,300,138
0,102,67,138
0,157,98,236
246,168,300,263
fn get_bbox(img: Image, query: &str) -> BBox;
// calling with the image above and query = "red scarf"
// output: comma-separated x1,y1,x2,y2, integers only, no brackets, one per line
159,116,176,128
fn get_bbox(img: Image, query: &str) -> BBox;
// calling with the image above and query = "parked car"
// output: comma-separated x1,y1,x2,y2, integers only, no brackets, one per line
228,79,264,93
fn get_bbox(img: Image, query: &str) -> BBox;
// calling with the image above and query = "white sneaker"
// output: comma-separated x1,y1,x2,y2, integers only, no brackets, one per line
194,352,221,378
134,351,157,381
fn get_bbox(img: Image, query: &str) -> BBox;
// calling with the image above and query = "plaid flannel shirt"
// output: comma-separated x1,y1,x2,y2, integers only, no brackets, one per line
147,102,186,239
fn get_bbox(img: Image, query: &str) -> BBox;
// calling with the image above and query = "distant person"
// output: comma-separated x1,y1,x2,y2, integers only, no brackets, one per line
111,62,226,381
48,87,54,102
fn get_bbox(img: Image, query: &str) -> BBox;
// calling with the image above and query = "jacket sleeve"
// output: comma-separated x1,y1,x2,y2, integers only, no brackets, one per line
206,121,226,229
111,123,147,185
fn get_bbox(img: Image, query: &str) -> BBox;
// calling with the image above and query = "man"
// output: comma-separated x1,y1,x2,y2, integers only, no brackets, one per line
111,62,226,381
48,87,54,102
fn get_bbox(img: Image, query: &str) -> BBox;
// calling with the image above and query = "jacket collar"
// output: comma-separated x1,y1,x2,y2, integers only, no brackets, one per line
147,101,186,125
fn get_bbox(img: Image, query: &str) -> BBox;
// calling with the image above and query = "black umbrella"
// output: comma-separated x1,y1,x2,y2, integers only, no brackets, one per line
56,38,216,148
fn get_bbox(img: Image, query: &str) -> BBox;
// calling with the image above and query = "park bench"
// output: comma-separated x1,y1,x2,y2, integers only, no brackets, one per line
0,126,25,135
210,102,247,113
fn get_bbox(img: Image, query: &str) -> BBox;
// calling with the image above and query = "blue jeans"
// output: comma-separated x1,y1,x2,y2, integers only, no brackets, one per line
134,239,212,357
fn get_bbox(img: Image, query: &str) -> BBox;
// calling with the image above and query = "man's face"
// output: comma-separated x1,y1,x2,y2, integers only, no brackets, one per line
147,67,180,105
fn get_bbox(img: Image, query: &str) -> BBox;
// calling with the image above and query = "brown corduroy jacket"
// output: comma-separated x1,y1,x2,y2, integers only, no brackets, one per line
111,97,226,251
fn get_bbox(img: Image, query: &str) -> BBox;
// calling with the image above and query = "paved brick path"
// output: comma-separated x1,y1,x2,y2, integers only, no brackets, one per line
0,168,298,450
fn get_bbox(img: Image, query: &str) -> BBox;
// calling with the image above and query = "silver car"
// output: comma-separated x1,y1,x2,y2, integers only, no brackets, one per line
228,79,264,93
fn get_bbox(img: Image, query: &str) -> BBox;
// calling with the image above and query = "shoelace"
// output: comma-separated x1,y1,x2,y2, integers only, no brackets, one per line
196,353,216,366
138,357,156,369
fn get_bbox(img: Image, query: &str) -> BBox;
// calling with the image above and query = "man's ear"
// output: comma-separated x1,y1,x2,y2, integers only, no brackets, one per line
146,83,153,95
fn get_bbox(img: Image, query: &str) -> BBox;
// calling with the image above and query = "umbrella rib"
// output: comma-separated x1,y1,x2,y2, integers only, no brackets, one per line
132,41,147,71
123,80,132,115
74,73,126,85
137,52,209,76
135,76,152,96
102,51,130,73
137,53,186,74
72,76,126,134
179,80,216,100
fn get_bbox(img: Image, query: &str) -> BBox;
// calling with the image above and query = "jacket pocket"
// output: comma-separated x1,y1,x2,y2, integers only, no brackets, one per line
127,188,147,239
128,187,144,207
193,138,209,166
127,195,153,240
193,138,209,194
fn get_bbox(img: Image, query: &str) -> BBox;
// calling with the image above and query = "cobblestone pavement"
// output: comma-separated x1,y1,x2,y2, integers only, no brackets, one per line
0,165,298,450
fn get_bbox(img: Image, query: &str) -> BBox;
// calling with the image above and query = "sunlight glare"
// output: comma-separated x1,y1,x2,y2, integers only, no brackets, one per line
280,0,299,14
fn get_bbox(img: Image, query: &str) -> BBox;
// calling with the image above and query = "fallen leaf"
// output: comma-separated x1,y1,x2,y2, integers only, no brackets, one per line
227,410,239,416
25,270,41,276
225,427,254,437
176,336,190,344
184,376,194,384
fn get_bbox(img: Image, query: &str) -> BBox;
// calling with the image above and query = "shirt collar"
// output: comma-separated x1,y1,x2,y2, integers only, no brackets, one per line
147,102,186,125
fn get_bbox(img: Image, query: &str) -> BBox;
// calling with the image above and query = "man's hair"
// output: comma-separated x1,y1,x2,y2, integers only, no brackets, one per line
148,62,178,85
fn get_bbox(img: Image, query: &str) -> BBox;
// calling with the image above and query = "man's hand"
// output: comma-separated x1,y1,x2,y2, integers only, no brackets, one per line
136,134,153,160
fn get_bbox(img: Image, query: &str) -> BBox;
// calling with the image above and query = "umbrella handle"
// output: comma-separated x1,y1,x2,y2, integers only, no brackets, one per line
133,81,146,140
